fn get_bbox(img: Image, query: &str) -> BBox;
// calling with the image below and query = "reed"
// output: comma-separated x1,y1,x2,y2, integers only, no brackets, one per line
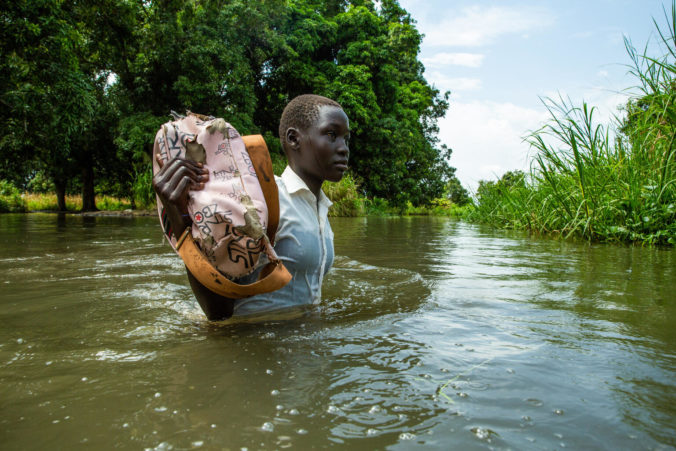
468,3,676,245
131,169,156,210
323,173,366,217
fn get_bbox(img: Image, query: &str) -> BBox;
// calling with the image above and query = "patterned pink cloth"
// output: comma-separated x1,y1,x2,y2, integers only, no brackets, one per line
153,114,273,279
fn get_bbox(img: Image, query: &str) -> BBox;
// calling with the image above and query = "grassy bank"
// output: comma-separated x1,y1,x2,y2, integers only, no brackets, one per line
323,174,470,217
0,187,141,213
2,174,468,218
466,6,676,246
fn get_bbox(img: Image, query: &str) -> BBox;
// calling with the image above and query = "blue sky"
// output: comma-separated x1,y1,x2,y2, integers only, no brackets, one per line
398,0,670,191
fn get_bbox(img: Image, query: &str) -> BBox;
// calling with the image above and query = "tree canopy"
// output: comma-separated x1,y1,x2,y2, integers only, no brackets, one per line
1,0,458,210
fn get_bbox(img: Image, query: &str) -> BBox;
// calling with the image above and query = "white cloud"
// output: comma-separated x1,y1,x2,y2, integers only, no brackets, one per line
421,52,485,68
438,101,550,191
427,72,481,94
593,91,629,123
420,6,552,47
441,90,631,192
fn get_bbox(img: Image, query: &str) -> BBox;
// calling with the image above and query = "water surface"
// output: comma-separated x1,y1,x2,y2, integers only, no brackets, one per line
1,214,674,449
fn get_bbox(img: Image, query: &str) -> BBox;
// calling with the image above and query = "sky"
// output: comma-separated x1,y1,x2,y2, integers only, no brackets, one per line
398,0,671,191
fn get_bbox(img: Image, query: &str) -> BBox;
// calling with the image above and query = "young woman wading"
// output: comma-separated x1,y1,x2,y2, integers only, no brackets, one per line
153,95,350,321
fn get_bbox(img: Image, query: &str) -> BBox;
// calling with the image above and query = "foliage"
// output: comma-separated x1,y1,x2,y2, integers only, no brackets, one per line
21,193,80,211
131,168,156,210
445,176,471,206
21,192,133,211
1,0,457,211
468,170,531,228
403,197,472,217
270,155,288,178
364,197,394,216
0,0,96,197
323,173,366,217
0,180,27,212
258,0,454,207
26,171,55,193
467,3,676,245
95,195,134,211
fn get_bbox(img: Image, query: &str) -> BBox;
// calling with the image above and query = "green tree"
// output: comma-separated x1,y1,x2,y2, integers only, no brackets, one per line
0,0,97,210
106,0,287,201
2,0,456,211
256,0,453,207
445,175,471,206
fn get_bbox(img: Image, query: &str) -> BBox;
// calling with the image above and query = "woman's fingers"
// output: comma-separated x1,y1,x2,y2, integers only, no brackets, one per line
152,155,209,235
154,159,208,203
161,157,204,179
169,175,195,203
157,158,208,188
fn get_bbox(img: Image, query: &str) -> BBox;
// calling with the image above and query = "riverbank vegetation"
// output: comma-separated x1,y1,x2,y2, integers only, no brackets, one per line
467,4,676,245
0,183,138,213
0,158,471,217
1,0,463,213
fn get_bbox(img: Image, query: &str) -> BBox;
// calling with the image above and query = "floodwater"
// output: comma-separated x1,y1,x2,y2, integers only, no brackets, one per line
1,213,675,450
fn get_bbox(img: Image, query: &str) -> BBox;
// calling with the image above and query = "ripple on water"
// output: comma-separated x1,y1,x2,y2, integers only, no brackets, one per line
321,256,430,321
471,426,499,442
92,349,157,363
2,216,674,450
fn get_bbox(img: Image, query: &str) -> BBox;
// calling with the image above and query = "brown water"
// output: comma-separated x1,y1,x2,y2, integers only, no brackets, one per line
1,213,675,450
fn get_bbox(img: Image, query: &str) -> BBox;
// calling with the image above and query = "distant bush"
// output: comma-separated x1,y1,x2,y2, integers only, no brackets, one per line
403,197,473,217
26,171,55,193
364,197,393,216
132,168,156,210
0,180,27,212
270,152,288,177
324,173,365,217
20,193,133,211
96,196,134,211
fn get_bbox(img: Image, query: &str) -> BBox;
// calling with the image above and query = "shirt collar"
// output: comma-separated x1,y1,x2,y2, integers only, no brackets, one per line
281,166,333,209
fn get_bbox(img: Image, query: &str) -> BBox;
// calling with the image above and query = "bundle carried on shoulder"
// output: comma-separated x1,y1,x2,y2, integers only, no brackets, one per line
152,111,291,298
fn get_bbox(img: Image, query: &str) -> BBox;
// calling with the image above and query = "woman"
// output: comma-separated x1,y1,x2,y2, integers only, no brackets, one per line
153,94,350,320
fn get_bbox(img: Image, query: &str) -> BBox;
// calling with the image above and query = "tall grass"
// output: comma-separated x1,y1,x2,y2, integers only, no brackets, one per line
323,173,366,217
20,193,135,211
468,3,676,245
131,168,156,210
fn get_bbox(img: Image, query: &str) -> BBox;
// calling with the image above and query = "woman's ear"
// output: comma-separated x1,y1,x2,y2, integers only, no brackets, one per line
286,127,301,152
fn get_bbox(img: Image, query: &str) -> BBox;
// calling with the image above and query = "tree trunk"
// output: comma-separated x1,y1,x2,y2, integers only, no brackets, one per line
54,180,67,212
81,164,97,211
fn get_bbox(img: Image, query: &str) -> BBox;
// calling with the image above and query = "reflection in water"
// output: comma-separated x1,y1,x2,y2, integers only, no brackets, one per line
0,214,674,449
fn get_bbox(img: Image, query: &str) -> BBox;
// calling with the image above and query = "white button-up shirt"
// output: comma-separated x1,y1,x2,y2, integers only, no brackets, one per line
232,166,334,317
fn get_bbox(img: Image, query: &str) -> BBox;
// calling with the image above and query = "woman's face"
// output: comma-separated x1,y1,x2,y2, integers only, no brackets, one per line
292,105,350,194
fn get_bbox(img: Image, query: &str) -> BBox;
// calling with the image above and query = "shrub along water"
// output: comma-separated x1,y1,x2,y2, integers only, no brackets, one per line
20,193,134,212
131,169,156,210
0,180,26,213
468,4,676,245
323,174,367,217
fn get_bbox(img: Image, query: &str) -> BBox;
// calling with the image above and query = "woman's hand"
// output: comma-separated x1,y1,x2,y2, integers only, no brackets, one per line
152,154,209,237
154,155,234,319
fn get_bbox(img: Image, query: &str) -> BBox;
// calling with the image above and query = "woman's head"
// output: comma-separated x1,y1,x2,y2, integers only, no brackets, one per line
278,94,342,153
279,94,350,196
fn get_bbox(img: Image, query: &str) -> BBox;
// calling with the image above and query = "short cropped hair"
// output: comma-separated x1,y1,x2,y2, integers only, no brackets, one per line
279,94,342,153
